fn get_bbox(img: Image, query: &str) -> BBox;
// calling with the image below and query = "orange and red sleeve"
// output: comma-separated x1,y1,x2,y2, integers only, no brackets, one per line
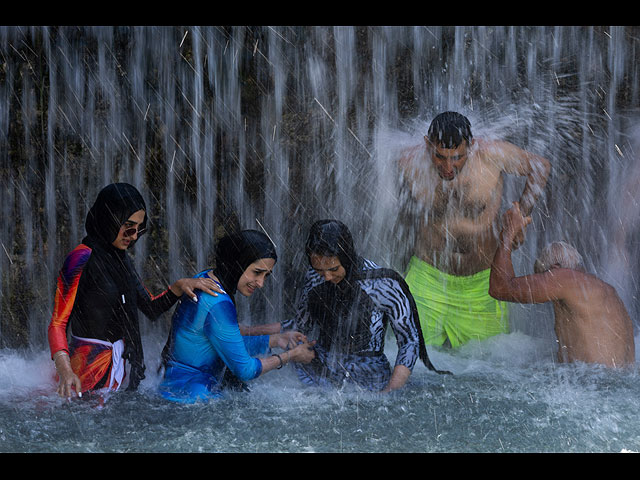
47,244,92,358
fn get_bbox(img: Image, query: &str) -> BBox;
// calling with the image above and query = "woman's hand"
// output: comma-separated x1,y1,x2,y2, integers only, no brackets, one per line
270,331,307,350
288,341,316,364
170,276,225,301
54,352,83,398
268,332,316,365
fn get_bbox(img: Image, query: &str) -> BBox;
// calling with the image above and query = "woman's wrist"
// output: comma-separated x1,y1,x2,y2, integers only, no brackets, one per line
271,353,284,369
270,350,291,369
52,350,69,361
53,351,73,373
169,279,184,296
282,349,292,363
269,333,286,348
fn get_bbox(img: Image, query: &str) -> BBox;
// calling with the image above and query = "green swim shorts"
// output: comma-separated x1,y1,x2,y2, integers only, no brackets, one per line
404,256,509,348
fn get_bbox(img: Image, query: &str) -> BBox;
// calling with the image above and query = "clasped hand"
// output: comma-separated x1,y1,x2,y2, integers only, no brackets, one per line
502,201,532,248
271,331,316,364
272,331,308,350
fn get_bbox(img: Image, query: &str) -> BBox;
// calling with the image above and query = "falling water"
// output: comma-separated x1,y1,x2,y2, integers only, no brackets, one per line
1,26,640,452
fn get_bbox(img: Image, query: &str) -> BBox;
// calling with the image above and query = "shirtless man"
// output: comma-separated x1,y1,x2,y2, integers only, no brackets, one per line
400,112,551,348
489,202,635,367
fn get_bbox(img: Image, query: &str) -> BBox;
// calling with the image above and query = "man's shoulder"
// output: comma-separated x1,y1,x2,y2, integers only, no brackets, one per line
474,138,530,166
549,269,610,300
398,143,427,175
473,138,510,161
400,143,425,158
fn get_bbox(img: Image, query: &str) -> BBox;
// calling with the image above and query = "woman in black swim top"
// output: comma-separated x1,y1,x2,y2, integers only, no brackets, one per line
282,219,448,393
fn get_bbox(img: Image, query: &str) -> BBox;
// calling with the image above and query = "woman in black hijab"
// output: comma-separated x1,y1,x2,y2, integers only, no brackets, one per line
159,230,315,403
282,219,449,392
48,183,221,399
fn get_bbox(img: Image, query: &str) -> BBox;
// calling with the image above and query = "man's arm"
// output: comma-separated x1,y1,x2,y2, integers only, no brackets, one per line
518,154,551,216
489,202,565,304
493,140,551,216
398,143,434,201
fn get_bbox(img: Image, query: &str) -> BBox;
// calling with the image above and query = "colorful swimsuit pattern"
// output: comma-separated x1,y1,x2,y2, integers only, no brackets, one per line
47,243,178,393
48,244,92,357
48,244,126,392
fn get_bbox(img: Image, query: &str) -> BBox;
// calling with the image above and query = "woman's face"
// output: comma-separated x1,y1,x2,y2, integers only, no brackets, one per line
237,258,276,296
309,253,346,284
112,209,145,250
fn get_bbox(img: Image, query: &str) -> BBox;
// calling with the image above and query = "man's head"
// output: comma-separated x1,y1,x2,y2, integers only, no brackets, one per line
424,111,473,181
534,241,584,273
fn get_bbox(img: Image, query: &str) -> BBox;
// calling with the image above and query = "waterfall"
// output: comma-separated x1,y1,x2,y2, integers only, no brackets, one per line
0,26,638,349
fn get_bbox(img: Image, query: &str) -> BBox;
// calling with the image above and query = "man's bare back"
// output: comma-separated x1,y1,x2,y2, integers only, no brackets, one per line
401,137,550,275
551,272,634,366
490,203,635,367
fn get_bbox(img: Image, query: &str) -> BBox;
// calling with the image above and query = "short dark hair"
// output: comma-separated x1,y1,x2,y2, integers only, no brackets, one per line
427,111,472,148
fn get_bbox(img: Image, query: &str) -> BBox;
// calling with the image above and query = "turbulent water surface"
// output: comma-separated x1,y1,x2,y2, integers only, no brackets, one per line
2,331,640,453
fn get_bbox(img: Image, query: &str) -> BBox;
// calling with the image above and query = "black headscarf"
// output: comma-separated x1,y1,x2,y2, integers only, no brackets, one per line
305,219,450,374
305,220,362,281
213,229,278,297
84,182,147,247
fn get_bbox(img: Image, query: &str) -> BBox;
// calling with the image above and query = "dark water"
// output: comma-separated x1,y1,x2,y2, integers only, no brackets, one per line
2,331,640,453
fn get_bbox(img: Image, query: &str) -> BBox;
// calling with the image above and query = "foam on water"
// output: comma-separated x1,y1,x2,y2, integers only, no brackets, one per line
2,330,640,453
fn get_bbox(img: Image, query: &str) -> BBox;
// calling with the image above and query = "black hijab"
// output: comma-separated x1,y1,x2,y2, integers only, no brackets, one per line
84,182,147,247
305,220,362,281
213,229,278,297
305,219,450,374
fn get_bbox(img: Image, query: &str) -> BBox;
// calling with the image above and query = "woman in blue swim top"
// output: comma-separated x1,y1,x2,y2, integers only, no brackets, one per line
159,229,315,403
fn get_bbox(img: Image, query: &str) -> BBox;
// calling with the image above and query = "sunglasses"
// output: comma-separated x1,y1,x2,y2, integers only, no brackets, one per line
122,224,147,238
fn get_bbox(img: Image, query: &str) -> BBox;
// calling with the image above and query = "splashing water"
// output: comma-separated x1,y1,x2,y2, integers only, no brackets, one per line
2,332,640,452
1,26,640,452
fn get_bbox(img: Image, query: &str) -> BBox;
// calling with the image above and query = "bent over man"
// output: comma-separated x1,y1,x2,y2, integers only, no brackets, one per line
399,112,551,348
490,202,635,368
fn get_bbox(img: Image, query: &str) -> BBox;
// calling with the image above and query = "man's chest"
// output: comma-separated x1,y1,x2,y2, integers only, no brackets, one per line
431,176,502,219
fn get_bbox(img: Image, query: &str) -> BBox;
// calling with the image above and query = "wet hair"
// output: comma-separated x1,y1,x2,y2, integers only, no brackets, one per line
427,111,473,148
305,219,360,280
214,229,277,295
534,241,584,273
